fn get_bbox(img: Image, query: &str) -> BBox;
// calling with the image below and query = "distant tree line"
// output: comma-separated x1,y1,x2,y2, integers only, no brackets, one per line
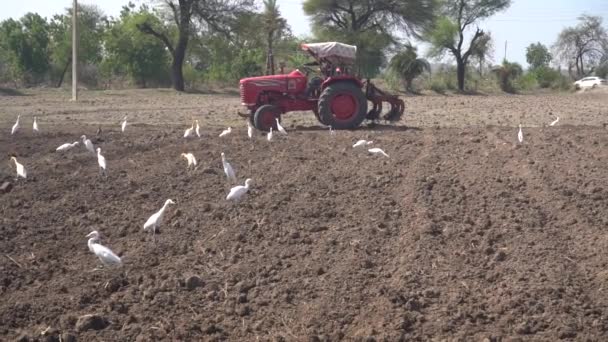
0,0,606,93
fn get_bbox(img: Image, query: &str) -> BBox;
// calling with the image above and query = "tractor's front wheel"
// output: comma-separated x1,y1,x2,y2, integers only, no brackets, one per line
318,82,368,129
253,105,281,132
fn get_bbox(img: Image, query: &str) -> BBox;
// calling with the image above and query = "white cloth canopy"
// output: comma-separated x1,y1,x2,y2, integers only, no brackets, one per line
301,42,357,63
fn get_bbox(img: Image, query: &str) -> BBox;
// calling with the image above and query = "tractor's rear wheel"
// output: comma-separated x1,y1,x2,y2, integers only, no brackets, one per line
313,107,329,126
318,82,368,129
253,105,281,132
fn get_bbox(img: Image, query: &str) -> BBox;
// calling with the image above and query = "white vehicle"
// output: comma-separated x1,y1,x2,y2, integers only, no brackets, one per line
573,76,606,89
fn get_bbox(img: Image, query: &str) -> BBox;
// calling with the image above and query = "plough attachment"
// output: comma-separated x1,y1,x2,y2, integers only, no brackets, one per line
364,80,405,122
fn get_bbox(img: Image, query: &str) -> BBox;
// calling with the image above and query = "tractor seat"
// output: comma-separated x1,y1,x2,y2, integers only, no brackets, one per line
305,77,323,97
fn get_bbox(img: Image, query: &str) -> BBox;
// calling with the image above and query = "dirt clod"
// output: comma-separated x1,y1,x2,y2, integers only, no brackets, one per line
0,181,12,193
185,276,203,291
75,314,108,332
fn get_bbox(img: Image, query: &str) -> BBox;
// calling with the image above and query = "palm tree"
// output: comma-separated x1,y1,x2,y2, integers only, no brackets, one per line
262,0,288,75
389,44,430,92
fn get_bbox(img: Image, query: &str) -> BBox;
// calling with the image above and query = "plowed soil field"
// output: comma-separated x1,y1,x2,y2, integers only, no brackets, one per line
1,88,608,341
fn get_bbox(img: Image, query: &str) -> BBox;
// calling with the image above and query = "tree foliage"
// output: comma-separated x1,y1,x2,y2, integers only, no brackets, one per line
137,0,254,91
48,4,106,86
303,0,436,78
0,13,50,84
553,15,608,78
470,32,493,76
388,44,430,92
493,60,522,93
102,4,170,87
426,0,511,91
525,42,552,69
262,0,289,75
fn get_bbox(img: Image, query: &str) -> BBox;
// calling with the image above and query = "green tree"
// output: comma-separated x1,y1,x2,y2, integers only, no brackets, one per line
103,4,170,87
553,15,607,78
388,44,430,92
262,0,289,75
525,42,552,69
49,4,106,87
426,0,511,91
137,0,254,92
0,13,50,84
303,0,436,78
493,60,522,93
470,32,493,76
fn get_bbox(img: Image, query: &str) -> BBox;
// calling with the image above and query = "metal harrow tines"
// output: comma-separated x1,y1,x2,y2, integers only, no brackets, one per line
382,98,405,122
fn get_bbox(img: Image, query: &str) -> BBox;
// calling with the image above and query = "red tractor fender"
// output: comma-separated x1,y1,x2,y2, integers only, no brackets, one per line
321,76,364,90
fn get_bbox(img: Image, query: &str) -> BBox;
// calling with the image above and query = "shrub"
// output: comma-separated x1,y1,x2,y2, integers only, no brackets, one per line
514,72,538,92
532,66,561,88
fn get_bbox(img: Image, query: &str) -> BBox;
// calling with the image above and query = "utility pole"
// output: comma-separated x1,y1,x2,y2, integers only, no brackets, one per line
71,0,78,101
504,40,507,62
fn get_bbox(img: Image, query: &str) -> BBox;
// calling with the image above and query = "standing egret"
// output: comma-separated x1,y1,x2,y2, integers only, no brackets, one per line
195,120,201,137
56,141,80,152
219,127,232,137
368,148,389,158
97,148,107,177
549,117,559,126
518,124,523,144
86,231,122,267
221,152,237,182
247,121,253,139
181,152,197,170
11,115,20,135
143,199,176,241
276,118,287,135
81,135,95,154
184,122,194,138
267,127,273,142
121,115,128,133
10,156,27,179
227,178,252,202
353,140,373,148
33,116,39,133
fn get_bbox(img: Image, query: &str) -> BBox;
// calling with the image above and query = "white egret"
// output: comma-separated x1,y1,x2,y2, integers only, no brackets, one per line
10,157,27,179
276,118,287,135
56,141,80,152
247,121,253,139
353,140,373,148
33,116,39,133
181,152,197,170
267,127,273,142
226,178,252,202
518,124,523,143
86,231,122,267
549,117,559,126
219,127,232,137
81,135,95,154
195,119,201,137
11,115,20,135
184,122,194,138
368,148,389,158
143,199,176,240
97,148,107,177
121,115,128,132
221,152,237,182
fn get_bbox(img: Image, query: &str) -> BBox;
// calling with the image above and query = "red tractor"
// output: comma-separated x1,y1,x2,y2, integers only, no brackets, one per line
239,42,405,131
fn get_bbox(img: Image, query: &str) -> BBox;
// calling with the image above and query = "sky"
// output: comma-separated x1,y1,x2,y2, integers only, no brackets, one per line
2,0,608,68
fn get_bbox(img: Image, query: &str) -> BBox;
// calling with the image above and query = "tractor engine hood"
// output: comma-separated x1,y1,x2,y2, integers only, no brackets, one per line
240,70,307,107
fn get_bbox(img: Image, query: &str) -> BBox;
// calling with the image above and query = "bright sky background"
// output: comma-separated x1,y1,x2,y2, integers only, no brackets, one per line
2,0,607,68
